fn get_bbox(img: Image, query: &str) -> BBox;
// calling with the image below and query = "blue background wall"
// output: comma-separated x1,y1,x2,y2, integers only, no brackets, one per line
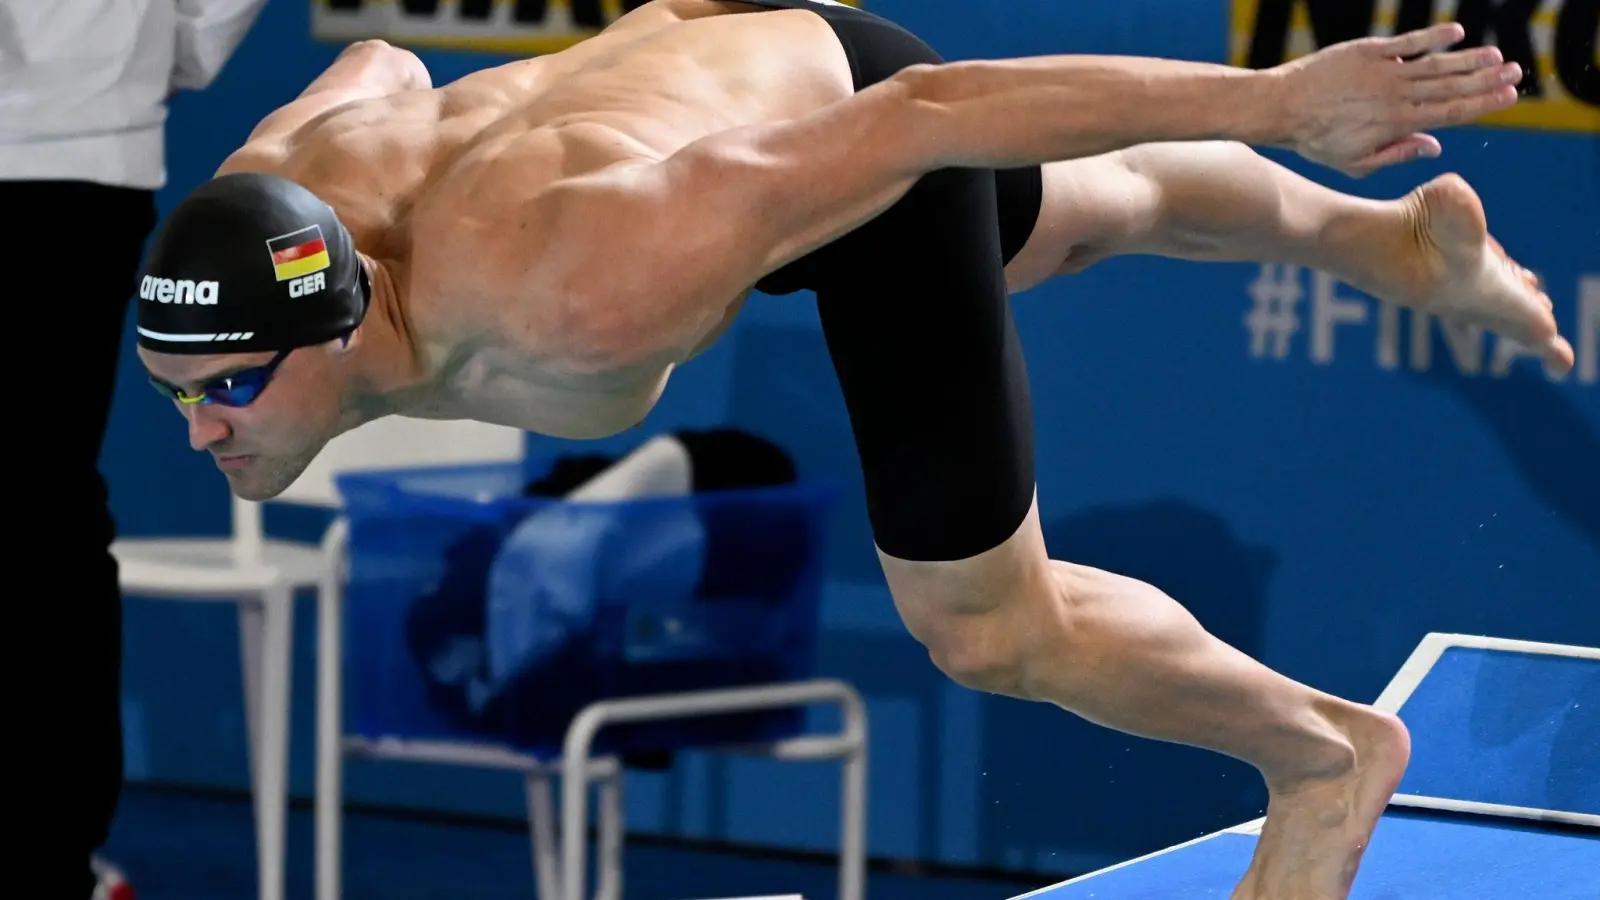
109,0,1599,880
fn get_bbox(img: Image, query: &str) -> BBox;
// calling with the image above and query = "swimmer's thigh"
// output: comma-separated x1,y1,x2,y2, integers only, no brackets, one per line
728,1,1058,666
806,163,1043,567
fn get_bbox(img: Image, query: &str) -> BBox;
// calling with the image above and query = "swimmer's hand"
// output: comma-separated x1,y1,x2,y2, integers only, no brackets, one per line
1268,23,1522,178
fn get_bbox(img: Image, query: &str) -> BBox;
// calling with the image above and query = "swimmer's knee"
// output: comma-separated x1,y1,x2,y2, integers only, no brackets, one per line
911,606,1042,696
879,499,1062,697
893,573,1067,698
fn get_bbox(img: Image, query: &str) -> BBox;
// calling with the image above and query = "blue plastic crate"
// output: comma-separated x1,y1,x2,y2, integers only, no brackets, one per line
336,460,837,761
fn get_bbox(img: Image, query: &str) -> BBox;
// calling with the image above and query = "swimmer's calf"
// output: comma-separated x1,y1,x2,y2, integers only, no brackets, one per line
1026,140,1573,372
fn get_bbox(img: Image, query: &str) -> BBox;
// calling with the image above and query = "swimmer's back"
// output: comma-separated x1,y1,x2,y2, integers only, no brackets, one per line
221,1,847,250
211,0,858,435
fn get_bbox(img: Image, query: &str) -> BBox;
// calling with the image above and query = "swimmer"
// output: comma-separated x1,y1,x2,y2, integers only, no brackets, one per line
134,3,1575,898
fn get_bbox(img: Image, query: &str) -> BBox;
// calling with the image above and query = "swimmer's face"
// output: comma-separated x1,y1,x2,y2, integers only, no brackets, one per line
139,342,346,501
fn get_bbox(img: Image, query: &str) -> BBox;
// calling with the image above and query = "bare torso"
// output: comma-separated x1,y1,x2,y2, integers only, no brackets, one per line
222,0,854,437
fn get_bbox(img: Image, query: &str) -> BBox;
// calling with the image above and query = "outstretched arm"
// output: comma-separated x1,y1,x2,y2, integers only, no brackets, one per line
879,22,1518,178
535,23,1529,366
602,23,1519,289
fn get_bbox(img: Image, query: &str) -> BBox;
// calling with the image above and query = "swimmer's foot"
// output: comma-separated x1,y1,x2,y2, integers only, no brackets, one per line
1348,172,1575,375
1230,702,1411,900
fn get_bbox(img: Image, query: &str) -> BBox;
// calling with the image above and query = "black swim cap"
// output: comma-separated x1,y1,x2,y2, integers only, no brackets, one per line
136,172,368,355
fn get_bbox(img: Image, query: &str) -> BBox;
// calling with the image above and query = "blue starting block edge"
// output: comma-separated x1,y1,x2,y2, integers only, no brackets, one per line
1006,633,1600,900
1374,633,1600,828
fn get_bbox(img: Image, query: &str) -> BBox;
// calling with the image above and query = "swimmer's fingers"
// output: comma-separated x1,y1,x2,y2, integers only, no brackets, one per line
1362,22,1466,59
1342,133,1441,177
1399,45,1504,78
1406,61,1522,102
1404,86,1522,132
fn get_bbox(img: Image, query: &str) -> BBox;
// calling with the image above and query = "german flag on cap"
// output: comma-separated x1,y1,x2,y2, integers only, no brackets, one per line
267,225,331,281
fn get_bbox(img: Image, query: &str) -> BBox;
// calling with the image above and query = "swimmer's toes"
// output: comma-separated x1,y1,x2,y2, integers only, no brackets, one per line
1544,334,1577,374
1508,285,1561,347
1496,307,1572,372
